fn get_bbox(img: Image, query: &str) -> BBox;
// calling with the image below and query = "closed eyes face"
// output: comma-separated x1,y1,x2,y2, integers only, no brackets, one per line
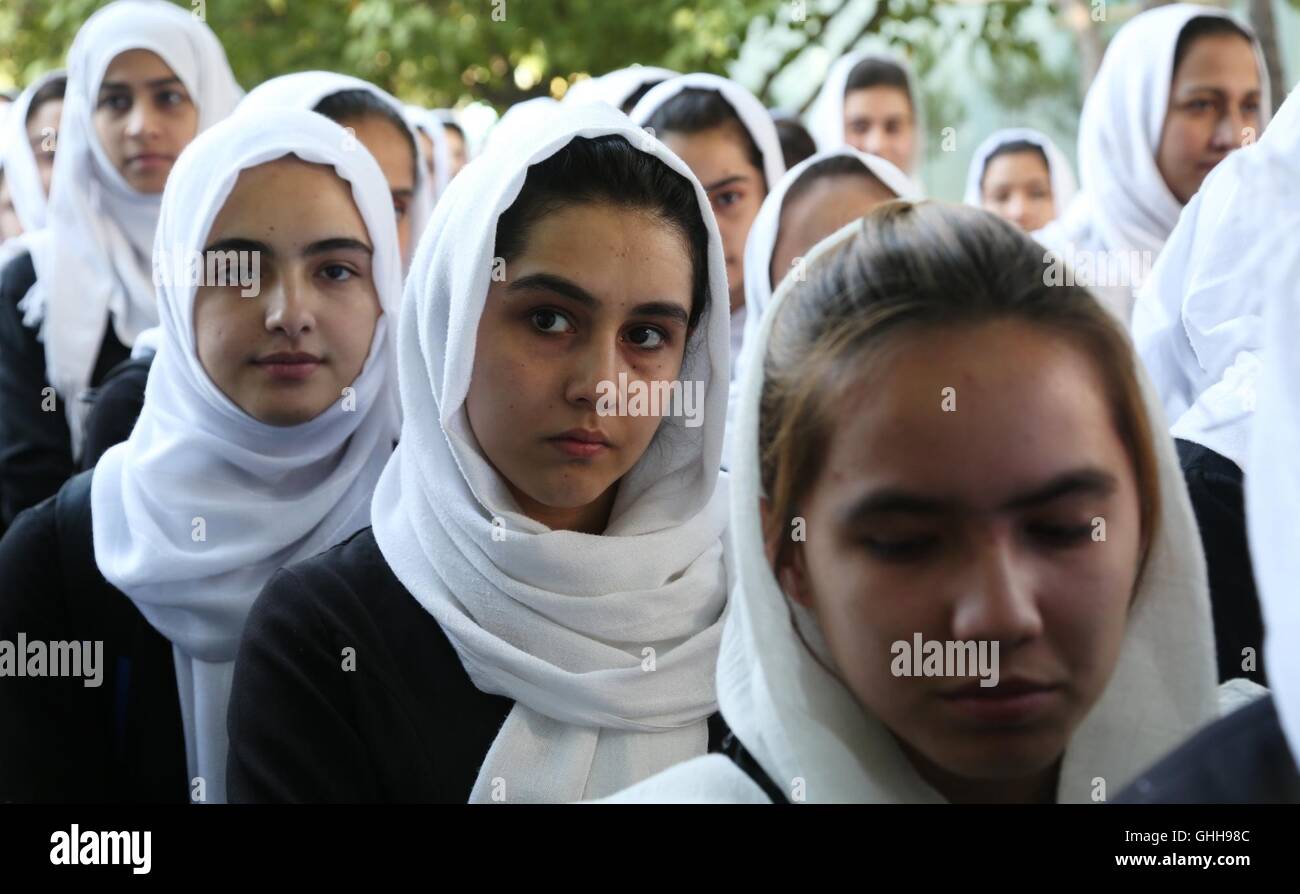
192,157,382,427
774,319,1142,795
980,152,1056,233
467,201,695,534
93,49,199,194
843,86,917,175
661,122,765,314
1157,33,1262,205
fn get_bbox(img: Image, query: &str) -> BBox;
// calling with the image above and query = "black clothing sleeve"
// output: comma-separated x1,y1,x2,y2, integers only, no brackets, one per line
1175,439,1266,686
0,471,186,803
0,253,130,527
1116,695,1300,803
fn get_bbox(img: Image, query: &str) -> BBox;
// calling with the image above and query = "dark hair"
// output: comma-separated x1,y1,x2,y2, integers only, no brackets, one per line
1173,16,1254,76
313,88,418,184
759,202,1161,588
980,139,1049,189
773,117,816,169
644,88,768,190
27,75,66,121
619,80,667,115
493,134,711,331
844,57,913,111
442,120,466,142
783,154,889,209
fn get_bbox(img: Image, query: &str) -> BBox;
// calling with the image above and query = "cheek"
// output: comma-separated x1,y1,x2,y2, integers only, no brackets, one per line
93,114,121,159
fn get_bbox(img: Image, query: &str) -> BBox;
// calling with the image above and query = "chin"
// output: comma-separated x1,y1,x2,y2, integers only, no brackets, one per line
924,733,1067,782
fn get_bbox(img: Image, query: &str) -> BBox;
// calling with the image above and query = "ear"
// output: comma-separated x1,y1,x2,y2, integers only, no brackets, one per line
760,496,816,611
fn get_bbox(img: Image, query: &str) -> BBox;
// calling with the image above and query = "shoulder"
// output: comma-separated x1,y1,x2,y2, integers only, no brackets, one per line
588,754,773,804
1117,694,1300,803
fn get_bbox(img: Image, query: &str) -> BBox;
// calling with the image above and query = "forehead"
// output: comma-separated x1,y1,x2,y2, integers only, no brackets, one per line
208,158,367,241
843,86,912,119
100,48,177,84
506,202,693,308
660,123,759,184
1173,34,1260,88
346,114,415,187
814,319,1126,505
983,150,1051,184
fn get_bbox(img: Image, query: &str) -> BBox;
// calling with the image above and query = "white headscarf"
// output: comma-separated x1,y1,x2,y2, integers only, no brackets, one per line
563,66,678,110
603,211,1232,803
962,127,1077,219
1130,84,1299,468
628,73,786,193
0,69,65,236
370,102,732,803
90,107,403,803
1037,5,1271,322
239,72,433,258
404,103,453,201
28,0,241,449
803,49,926,175
1246,218,1300,772
482,97,562,157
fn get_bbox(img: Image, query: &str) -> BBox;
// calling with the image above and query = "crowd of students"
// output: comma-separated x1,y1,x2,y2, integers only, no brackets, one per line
0,0,1295,804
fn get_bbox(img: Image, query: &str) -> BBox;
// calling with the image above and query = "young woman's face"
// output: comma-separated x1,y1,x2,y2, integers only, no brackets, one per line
444,125,467,177
341,113,416,261
843,86,916,175
27,97,62,197
94,49,199,194
193,158,382,427
980,151,1055,233
769,172,895,291
661,122,765,314
1157,33,1262,205
775,319,1142,796
468,202,694,533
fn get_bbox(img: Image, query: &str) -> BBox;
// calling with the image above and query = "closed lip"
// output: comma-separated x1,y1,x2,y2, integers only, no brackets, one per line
127,153,173,164
550,428,610,446
254,352,321,365
940,677,1060,700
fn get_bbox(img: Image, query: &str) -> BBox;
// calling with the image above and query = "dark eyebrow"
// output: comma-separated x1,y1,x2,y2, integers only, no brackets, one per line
204,237,272,257
702,174,749,193
99,76,184,93
304,237,372,257
839,468,1118,526
509,273,688,324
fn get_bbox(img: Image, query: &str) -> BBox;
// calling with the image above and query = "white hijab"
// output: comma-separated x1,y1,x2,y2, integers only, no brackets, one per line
1246,221,1300,772
803,49,926,175
29,0,242,451
1131,85,1299,468
90,107,403,803
482,97,562,157
604,214,1231,803
369,102,732,803
961,127,1077,220
1037,5,1270,322
404,103,453,201
0,69,65,236
239,72,433,257
563,66,678,110
628,73,786,193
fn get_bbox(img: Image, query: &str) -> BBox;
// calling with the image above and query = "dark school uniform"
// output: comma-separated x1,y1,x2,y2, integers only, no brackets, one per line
79,355,153,472
0,470,188,803
226,526,730,803
0,252,130,529
1176,438,1266,686
1116,695,1300,803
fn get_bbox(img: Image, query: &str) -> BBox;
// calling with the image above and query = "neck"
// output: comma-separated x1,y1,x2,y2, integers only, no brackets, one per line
900,739,1060,804
507,482,618,535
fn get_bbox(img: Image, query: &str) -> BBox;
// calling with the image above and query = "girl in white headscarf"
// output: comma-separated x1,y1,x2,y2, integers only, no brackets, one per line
1123,84,1300,690
1119,155,1300,799
963,128,1077,234
0,106,403,804
226,102,732,804
239,72,431,264
1037,4,1270,323
0,70,66,247
602,201,1257,803
804,49,925,178
0,0,242,530
630,73,785,371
